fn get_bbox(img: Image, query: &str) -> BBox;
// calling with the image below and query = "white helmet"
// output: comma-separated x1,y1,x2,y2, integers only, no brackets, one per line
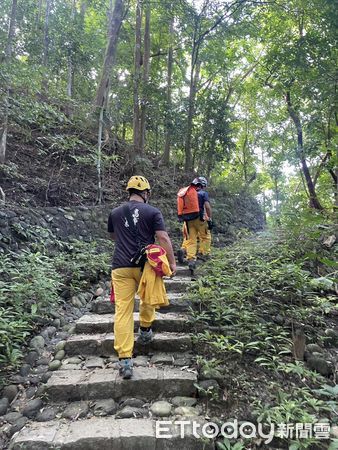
192,176,208,188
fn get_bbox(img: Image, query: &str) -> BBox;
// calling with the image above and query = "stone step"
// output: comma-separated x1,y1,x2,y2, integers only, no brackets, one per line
44,366,197,402
10,417,214,450
175,265,192,276
91,293,190,315
65,332,192,356
76,312,191,334
164,277,191,292
60,352,194,370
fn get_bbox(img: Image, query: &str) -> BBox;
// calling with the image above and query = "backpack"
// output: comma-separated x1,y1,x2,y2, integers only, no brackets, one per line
177,185,200,220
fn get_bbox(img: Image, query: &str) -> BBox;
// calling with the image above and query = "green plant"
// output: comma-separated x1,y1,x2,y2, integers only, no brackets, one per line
0,239,111,366
314,385,338,399
289,438,327,450
216,438,245,450
278,361,324,384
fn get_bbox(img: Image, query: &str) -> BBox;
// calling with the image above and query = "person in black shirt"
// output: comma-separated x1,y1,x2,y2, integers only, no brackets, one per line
108,176,176,379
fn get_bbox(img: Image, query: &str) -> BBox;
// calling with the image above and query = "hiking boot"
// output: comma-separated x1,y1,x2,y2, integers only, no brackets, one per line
137,328,153,345
188,260,196,271
197,253,210,262
177,248,186,264
118,358,133,379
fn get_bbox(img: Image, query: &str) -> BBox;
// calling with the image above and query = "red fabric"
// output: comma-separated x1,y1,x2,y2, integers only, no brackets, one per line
145,244,170,277
177,185,199,216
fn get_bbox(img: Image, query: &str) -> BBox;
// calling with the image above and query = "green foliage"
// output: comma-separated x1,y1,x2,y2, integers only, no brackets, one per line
253,387,332,425
0,307,32,366
0,251,62,366
54,240,110,295
0,251,62,313
0,239,110,367
216,438,244,450
188,224,337,445
1,0,336,215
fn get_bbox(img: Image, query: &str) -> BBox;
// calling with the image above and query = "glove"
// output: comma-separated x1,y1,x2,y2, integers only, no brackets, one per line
178,215,184,223
207,219,213,230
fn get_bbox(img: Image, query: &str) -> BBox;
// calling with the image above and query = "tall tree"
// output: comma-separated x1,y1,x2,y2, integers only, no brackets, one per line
132,0,142,155
42,0,52,94
162,13,174,166
286,90,323,210
66,0,76,99
95,0,124,108
139,0,151,153
0,0,17,165
95,0,125,204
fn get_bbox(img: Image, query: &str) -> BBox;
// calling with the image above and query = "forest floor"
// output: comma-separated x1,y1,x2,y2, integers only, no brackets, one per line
187,230,338,449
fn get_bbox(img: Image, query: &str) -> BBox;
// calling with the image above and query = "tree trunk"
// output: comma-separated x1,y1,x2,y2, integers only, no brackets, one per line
286,91,323,210
184,50,200,172
80,0,87,17
95,0,124,108
122,121,126,141
5,0,17,59
242,129,248,184
139,0,150,153
67,0,76,99
155,122,159,157
162,16,174,166
36,0,43,27
0,110,8,165
96,105,104,204
0,0,17,165
42,0,52,94
94,0,124,203
274,176,280,222
133,0,142,155
43,0,51,66
334,167,338,211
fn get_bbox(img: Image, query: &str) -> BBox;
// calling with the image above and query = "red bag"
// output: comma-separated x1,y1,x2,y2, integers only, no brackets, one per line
177,185,199,217
145,244,172,277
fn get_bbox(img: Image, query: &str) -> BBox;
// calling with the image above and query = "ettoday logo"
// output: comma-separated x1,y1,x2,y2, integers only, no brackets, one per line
155,420,331,443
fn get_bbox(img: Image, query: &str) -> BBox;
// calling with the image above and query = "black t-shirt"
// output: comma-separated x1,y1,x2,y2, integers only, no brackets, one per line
107,200,166,269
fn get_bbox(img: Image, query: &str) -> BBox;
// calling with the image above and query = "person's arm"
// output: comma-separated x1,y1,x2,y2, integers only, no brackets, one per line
204,201,212,220
155,230,177,275
107,213,115,240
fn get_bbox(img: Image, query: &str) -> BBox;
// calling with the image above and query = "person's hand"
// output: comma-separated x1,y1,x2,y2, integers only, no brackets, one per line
207,219,214,230
170,262,177,277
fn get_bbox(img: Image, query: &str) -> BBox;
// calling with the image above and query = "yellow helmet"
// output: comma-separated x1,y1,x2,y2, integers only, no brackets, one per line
126,175,151,191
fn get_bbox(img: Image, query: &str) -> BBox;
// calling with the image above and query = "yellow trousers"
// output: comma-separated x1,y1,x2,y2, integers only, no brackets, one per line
112,267,155,358
199,221,212,255
182,223,211,255
185,218,207,260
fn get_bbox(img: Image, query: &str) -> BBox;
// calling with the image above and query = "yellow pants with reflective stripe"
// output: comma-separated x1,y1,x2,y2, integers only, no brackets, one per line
182,220,212,257
185,218,207,260
112,267,155,358
199,221,212,255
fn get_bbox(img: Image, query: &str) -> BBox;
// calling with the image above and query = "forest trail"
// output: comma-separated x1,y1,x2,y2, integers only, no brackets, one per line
9,264,215,449
6,229,338,449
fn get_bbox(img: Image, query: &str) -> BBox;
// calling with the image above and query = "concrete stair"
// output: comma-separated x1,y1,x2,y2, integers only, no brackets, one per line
45,366,197,402
91,292,191,314
9,272,214,449
10,418,214,450
65,331,192,356
76,312,191,334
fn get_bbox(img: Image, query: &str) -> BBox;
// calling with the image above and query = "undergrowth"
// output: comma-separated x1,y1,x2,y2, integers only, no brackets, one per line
0,239,110,372
189,221,337,449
